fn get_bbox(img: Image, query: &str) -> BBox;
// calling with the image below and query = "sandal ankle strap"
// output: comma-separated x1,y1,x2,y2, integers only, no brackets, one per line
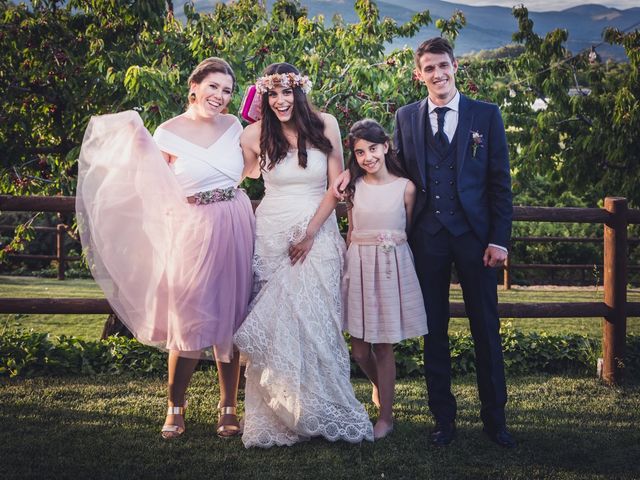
167,405,186,415
218,406,237,416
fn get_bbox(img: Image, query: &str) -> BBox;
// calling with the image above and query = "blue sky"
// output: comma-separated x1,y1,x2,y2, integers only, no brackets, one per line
452,1,637,11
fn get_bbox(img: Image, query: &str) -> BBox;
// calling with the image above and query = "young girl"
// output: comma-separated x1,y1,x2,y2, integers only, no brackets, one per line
343,119,428,439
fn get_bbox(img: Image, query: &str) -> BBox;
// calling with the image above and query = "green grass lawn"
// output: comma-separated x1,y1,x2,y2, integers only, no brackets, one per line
1,275,639,340
1,372,638,479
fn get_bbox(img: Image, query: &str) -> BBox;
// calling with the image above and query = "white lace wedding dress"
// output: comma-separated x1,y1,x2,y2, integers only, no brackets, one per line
234,149,374,448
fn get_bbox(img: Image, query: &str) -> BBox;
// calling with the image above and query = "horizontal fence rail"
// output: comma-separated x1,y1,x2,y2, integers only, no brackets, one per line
3,196,640,281
2,298,639,318
511,236,640,244
1,194,639,384
4,195,640,223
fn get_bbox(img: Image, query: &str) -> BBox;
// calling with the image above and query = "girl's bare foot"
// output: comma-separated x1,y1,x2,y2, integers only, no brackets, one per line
371,384,381,408
373,418,394,440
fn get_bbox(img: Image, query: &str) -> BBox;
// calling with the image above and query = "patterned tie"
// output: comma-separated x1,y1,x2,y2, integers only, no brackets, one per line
434,106,450,150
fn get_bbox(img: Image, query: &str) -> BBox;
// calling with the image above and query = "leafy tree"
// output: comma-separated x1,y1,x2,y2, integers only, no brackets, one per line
0,0,166,196
1,1,638,279
504,6,640,207
1,0,437,199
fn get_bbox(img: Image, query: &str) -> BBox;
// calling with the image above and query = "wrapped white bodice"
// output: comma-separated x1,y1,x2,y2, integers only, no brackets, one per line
153,119,244,196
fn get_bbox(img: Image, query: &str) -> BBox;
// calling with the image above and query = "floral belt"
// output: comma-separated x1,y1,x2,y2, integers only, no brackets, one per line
187,187,237,205
350,230,407,250
350,230,407,279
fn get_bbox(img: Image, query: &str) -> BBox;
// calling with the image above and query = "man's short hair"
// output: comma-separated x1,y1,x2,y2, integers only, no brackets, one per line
414,37,455,68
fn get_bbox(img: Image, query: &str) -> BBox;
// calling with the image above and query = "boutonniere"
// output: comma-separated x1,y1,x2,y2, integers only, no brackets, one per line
470,130,484,158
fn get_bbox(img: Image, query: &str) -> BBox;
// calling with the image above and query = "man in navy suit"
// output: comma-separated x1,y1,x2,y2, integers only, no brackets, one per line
394,37,514,447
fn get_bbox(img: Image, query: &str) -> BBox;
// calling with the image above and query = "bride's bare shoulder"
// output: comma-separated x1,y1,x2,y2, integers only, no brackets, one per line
241,120,261,143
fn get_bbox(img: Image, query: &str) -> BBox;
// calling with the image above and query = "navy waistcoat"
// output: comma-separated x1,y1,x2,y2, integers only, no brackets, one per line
422,125,472,236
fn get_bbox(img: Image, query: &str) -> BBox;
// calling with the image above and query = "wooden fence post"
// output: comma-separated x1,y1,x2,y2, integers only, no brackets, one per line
602,197,627,384
56,223,66,281
503,255,511,290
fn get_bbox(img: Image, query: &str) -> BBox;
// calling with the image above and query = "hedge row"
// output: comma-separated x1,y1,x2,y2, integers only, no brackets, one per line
2,327,638,379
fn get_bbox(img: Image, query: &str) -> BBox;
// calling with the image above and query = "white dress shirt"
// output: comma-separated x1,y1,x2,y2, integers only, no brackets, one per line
428,91,460,143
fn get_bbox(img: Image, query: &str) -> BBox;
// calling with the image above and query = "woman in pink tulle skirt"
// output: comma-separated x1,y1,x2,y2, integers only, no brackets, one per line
77,58,255,439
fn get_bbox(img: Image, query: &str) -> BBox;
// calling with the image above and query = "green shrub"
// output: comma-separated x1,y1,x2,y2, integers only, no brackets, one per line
0,330,168,378
2,327,638,379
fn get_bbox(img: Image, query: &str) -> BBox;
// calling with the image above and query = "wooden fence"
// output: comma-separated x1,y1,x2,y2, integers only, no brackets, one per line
3,197,638,286
1,194,640,385
0,223,79,280
503,236,640,289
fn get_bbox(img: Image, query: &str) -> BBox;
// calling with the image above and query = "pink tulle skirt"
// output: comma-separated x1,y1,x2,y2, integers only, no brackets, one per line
76,111,255,361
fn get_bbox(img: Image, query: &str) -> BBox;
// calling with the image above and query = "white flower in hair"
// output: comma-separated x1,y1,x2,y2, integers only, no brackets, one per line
255,72,313,95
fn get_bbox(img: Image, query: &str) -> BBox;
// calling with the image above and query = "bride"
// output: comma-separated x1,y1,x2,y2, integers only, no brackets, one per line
234,63,373,447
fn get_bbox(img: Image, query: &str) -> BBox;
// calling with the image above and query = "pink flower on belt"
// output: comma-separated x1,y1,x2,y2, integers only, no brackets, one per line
377,232,396,253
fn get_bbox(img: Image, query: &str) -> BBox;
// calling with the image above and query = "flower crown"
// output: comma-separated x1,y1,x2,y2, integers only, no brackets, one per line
254,72,312,95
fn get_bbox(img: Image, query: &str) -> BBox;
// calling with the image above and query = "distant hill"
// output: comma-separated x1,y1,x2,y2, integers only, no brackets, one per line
174,1,640,60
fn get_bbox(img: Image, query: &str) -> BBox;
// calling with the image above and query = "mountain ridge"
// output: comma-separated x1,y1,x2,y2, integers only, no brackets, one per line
176,1,639,60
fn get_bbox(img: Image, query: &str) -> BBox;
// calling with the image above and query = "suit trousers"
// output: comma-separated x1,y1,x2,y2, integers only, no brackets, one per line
411,227,507,430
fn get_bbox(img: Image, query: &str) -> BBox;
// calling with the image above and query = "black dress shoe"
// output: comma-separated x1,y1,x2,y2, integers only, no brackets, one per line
430,421,456,446
483,426,516,448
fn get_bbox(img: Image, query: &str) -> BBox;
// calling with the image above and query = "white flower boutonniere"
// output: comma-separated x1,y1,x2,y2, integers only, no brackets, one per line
470,130,484,158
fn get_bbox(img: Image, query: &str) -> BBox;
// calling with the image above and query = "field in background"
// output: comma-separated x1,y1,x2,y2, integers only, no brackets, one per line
1,275,639,340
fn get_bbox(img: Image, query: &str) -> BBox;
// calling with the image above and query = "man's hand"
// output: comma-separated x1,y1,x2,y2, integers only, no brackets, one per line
331,170,351,199
483,245,507,268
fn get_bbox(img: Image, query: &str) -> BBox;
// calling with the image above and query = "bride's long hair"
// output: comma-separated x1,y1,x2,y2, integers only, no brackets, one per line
258,63,332,171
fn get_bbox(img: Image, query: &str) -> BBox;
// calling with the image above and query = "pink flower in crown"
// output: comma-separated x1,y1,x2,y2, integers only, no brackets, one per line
278,73,291,89
470,130,484,158
255,72,313,95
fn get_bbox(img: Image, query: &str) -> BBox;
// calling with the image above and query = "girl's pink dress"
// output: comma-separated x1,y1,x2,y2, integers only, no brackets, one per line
76,111,254,360
343,177,428,343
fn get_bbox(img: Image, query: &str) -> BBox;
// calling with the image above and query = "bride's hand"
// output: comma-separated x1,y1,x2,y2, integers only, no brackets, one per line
289,234,315,265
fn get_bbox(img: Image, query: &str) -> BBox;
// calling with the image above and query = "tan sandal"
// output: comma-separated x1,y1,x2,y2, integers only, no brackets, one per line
217,405,241,438
161,402,187,439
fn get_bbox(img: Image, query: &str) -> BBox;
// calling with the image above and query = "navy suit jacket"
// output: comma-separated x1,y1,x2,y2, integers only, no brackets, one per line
394,94,513,249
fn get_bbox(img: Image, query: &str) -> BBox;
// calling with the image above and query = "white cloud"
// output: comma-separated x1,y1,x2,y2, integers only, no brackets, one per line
452,1,638,11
